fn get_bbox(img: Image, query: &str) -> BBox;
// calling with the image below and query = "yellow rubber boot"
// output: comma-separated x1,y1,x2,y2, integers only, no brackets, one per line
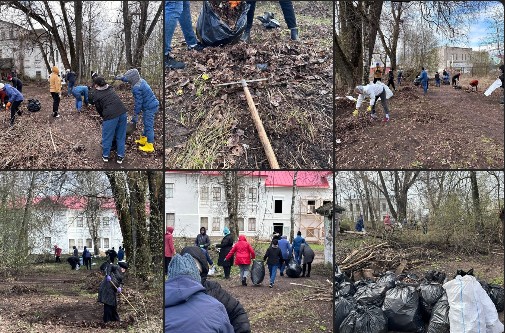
139,142,154,153
135,136,147,146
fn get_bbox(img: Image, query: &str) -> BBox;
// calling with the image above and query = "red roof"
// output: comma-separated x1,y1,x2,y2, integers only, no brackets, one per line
32,196,116,210
166,171,331,188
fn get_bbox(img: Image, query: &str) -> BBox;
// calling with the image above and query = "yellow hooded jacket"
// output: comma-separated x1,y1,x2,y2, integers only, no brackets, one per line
49,66,62,93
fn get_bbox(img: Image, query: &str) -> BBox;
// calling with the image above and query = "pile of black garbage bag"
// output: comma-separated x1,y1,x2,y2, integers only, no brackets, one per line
334,267,504,333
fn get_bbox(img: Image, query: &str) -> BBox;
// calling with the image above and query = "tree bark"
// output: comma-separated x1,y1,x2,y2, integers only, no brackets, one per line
147,171,164,265
470,171,483,232
289,171,298,242
17,172,37,257
223,172,239,242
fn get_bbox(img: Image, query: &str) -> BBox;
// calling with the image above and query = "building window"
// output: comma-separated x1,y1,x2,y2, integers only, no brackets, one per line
275,200,283,213
212,187,221,201
77,239,83,249
77,217,83,227
306,228,315,238
68,239,75,252
224,217,230,226
238,218,244,231
166,213,175,227
36,71,41,80
103,238,109,249
248,218,256,231
200,217,208,230
86,239,92,248
44,237,51,249
248,188,257,202
200,186,209,201
212,217,220,231
0,31,4,39
382,203,386,211
307,200,316,214
166,183,174,198
238,187,246,200
102,216,110,227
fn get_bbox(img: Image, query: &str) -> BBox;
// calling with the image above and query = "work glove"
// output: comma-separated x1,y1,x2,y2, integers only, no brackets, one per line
367,105,372,112
106,275,112,282
117,287,122,293
6,102,11,110
199,244,204,248
352,109,358,117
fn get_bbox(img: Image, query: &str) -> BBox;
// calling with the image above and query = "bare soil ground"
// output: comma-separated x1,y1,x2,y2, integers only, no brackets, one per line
165,1,333,169
210,250,333,333
335,78,504,168
0,261,161,333
0,83,163,169
334,233,505,332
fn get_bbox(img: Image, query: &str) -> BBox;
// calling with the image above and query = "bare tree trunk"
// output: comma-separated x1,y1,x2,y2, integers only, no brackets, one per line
60,1,76,71
223,172,239,242
147,171,163,265
470,171,483,232
289,171,298,242
17,172,36,257
122,1,133,68
74,0,84,79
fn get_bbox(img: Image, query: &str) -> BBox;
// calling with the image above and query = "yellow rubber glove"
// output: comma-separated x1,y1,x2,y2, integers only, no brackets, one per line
352,109,359,117
367,105,372,112
6,102,11,110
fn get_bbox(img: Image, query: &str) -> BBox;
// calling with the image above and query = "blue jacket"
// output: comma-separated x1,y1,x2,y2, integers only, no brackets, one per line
292,236,305,252
117,249,124,261
420,70,428,83
278,238,292,259
4,84,24,103
355,217,364,232
72,85,88,98
165,275,234,333
132,79,159,116
66,71,76,84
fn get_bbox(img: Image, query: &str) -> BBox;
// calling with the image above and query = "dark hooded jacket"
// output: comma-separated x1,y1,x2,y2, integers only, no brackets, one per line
92,85,128,121
181,246,251,333
217,233,234,267
195,228,211,250
98,263,123,306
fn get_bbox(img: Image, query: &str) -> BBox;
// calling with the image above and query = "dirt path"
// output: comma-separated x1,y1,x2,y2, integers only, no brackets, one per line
0,83,163,169
210,261,332,333
335,82,504,168
165,1,333,169
0,262,160,333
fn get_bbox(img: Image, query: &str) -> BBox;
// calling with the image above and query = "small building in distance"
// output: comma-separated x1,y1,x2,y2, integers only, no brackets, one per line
437,46,473,73
165,171,333,243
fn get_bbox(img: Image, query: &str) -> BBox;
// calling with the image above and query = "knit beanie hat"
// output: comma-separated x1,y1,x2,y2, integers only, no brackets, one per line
180,246,209,279
167,253,200,282
223,227,230,236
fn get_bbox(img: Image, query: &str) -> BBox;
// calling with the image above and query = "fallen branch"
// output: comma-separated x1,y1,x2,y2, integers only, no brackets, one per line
52,133,76,146
49,128,57,152
289,282,327,290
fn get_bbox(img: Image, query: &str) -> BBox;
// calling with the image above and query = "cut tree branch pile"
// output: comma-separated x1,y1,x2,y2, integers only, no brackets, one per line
291,279,333,302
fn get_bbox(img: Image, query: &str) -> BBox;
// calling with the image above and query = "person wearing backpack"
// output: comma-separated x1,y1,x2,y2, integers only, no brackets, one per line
83,246,92,270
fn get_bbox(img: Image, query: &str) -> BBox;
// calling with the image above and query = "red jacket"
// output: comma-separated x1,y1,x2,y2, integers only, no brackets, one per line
54,246,62,256
225,235,255,265
165,226,175,257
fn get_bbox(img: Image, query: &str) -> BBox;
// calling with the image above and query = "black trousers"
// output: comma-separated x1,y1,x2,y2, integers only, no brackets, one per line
373,77,382,84
84,257,91,269
246,1,297,31
302,262,312,276
51,92,60,115
55,256,61,263
387,78,395,90
165,256,172,275
10,100,22,125
223,266,231,279
103,304,120,323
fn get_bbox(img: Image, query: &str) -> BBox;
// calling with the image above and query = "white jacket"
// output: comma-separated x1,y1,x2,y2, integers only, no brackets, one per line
356,82,393,108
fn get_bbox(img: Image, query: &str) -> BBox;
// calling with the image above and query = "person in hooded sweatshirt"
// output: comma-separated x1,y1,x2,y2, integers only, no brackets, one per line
165,253,234,333
98,261,129,323
195,226,214,268
181,246,251,333
353,82,391,122
49,66,62,118
277,235,292,276
225,235,255,286
165,226,175,276
0,83,24,126
92,76,127,164
115,68,159,153
299,242,315,277
263,239,283,288
216,227,234,279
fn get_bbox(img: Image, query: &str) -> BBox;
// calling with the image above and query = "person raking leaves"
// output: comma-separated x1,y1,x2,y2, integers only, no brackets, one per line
98,261,129,323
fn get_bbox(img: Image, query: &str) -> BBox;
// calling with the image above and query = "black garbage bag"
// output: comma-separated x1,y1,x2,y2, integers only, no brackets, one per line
354,279,374,289
286,258,302,278
455,268,473,277
339,305,388,333
382,284,425,332
196,1,250,47
335,296,357,332
335,265,351,284
426,292,450,333
376,271,397,290
337,282,356,298
355,283,388,307
425,270,446,284
27,99,41,112
419,282,445,319
479,279,491,293
488,284,505,312
250,260,265,285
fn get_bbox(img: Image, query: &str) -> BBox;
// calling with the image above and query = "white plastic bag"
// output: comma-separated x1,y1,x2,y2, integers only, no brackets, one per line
484,78,502,96
376,82,393,100
443,275,504,333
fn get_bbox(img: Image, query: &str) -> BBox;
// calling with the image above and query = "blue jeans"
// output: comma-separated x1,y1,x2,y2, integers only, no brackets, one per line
142,107,158,143
268,264,279,285
72,89,88,111
422,81,428,94
102,113,127,158
164,1,198,55
435,79,440,87
67,81,75,96
201,248,214,266
294,250,301,265
246,1,297,31
279,258,289,274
